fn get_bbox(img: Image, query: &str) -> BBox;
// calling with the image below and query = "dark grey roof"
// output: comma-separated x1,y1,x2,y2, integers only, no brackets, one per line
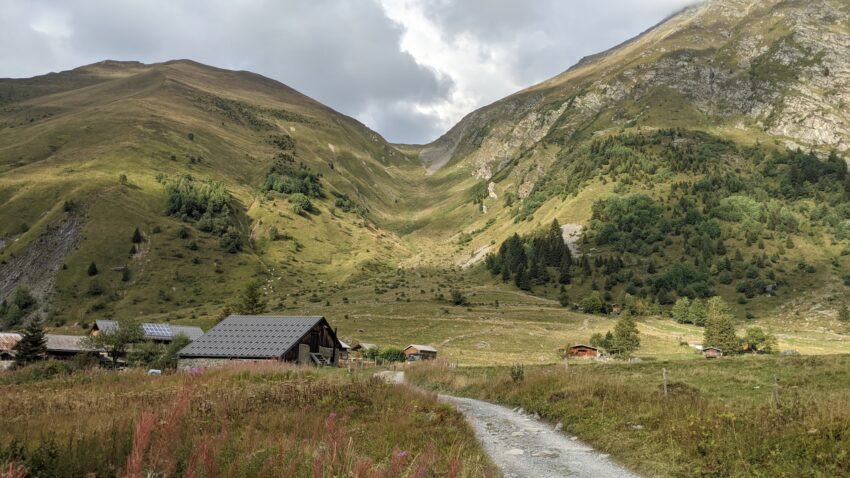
95,320,204,341
177,315,331,359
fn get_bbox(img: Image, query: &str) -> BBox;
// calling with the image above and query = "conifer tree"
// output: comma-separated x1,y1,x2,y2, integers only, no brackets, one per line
545,219,564,267
131,227,143,244
528,258,541,283
558,286,569,307
514,263,531,291
87,261,98,276
704,297,739,354
558,254,571,284
495,259,508,282
581,255,592,277
13,320,47,366
236,280,267,315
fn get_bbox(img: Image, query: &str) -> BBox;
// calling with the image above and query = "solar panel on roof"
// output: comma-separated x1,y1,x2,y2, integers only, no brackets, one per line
143,323,174,339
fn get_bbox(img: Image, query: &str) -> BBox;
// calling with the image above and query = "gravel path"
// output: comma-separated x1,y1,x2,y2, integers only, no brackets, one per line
441,395,639,478
375,372,638,477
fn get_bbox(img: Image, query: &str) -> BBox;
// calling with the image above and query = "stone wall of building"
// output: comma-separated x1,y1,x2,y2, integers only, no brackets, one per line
177,357,274,370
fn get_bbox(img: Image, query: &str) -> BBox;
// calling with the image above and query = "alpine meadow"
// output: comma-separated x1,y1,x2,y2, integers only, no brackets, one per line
1,0,850,477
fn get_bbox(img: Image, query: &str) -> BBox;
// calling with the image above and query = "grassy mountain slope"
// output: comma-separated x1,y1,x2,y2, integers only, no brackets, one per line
416,0,850,325
0,59,428,327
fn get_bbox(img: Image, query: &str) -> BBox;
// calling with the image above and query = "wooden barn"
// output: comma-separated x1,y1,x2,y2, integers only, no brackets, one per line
703,347,723,359
403,344,437,361
177,315,343,368
568,344,600,358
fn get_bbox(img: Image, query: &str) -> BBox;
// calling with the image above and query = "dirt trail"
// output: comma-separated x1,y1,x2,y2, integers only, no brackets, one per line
443,395,638,478
375,371,638,477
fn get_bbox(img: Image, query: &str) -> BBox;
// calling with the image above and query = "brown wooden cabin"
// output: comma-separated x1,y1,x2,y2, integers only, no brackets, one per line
703,347,723,359
403,344,437,362
568,344,600,358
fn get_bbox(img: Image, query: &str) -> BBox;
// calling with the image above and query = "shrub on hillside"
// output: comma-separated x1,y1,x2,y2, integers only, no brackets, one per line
289,193,313,215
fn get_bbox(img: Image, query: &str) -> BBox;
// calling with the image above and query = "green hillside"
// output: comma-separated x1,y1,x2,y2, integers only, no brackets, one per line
1,0,849,358
411,0,850,327
0,60,434,327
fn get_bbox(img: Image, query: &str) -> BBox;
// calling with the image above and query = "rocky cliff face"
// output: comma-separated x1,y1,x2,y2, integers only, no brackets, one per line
427,0,850,179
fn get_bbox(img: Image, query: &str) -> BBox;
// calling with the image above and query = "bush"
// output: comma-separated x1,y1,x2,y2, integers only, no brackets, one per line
379,347,406,362
510,364,524,383
164,175,234,236
579,292,606,314
289,193,313,215
264,164,324,198
450,289,468,306
219,227,243,253
129,341,165,368
86,280,104,296
0,360,73,385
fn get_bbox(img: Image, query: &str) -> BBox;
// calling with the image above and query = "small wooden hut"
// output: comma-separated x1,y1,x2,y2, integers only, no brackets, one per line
568,344,600,358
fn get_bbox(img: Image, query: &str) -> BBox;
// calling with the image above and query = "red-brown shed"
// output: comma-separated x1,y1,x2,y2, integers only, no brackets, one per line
568,344,599,358
703,347,723,359
403,344,437,361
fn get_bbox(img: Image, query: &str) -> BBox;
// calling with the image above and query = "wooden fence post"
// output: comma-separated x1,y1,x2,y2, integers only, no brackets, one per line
662,368,668,397
564,356,569,372
773,374,780,408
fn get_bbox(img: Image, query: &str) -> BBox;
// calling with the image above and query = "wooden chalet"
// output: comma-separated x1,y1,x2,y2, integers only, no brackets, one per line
703,347,723,359
177,315,343,368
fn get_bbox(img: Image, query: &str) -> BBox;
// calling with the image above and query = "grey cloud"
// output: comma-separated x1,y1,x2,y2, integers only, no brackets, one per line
0,0,695,143
0,0,450,142
420,0,697,91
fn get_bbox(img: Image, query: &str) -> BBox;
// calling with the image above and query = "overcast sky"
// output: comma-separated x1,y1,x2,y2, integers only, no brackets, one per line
1,0,696,144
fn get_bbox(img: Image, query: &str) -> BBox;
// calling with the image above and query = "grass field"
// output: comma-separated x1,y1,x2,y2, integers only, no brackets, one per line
407,355,850,477
0,361,496,477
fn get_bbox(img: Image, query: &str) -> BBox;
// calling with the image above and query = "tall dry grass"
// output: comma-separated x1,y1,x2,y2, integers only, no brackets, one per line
1,362,495,477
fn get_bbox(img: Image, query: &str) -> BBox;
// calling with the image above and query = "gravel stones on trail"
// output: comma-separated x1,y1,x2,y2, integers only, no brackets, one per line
441,395,639,478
